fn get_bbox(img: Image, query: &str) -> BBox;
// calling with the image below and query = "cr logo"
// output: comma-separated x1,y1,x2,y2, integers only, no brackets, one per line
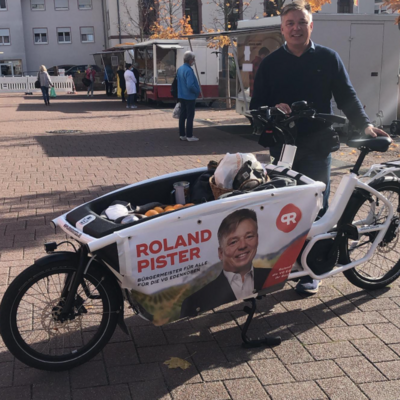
276,204,302,233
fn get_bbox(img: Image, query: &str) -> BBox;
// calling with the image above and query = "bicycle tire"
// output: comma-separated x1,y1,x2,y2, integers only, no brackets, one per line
0,260,120,371
340,178,400,290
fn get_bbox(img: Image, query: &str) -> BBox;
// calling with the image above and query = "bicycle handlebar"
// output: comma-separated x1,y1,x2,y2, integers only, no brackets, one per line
250,102,347,146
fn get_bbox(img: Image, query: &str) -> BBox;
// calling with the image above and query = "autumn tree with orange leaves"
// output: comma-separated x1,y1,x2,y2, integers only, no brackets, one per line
121,0,194,41
149,0,194,39
382,0,400,23
150,14,193,39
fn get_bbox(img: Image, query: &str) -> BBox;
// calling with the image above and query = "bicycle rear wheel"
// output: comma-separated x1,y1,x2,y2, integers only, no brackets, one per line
340,179,400,290
0,260,120,371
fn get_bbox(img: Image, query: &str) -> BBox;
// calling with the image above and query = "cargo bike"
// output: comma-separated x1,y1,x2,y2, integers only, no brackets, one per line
0,103,399,371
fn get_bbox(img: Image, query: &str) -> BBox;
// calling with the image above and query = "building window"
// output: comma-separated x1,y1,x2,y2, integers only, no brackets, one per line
78,0,92,9
337,0,353,13
31,0,45,10
57,27,71,43
0,28,10,45
34,28,48,44
80,26,94,42
0,0,7,11
185,0,200,34
55,0,68,10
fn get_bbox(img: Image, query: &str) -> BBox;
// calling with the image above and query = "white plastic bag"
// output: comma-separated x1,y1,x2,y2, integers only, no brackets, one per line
172,102,181,119
214,153,259,189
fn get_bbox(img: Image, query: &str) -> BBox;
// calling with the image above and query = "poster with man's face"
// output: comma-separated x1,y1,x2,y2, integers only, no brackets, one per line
236,32,283,97
117,186,320,326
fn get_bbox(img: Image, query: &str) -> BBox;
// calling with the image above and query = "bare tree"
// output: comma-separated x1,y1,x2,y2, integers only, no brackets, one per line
121,0,158,42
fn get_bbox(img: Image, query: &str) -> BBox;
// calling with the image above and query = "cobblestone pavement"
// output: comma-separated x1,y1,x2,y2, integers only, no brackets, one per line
1,92,400,400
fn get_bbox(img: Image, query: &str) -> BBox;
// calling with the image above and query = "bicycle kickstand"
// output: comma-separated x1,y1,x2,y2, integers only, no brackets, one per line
241,297,282,348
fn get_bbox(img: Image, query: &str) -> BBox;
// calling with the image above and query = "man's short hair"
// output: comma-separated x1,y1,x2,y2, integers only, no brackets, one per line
183,51,195,64
218,209,258,244
281,0,312,19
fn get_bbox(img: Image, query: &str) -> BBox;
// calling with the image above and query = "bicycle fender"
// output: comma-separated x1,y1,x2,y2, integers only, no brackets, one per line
34,251,79,266
369,175,400,187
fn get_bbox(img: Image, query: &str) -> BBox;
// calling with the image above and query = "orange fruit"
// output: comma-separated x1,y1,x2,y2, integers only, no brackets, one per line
153,207,164,213
173,204,184,209
184,203,195,207
145,210,159,217
164,206,174,212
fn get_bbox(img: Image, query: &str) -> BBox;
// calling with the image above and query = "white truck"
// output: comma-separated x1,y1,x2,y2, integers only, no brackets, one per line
235,14,400,127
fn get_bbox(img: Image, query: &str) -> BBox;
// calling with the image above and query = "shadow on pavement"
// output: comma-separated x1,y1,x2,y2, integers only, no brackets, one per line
0,283,382,393
34,126,262,158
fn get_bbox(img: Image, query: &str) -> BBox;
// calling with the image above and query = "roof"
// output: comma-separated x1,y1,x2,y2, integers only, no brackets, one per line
181,25,281,39
133,36,206,48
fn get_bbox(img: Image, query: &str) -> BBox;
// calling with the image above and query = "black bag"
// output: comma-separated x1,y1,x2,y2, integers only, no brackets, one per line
82,77,91,87
316,128,340,155
34,80,41,89
232,160,266,191
171,75,178,99
191,161,218,203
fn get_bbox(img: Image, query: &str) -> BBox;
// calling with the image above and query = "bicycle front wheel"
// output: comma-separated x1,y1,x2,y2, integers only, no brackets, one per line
0,260,120,371
341,180,400,290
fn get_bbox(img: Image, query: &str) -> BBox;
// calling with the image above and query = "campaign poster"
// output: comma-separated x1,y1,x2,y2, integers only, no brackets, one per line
119,192,319,326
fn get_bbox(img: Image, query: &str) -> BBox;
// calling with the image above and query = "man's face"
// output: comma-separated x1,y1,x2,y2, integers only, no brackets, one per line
281,9,313,50
218,219,258,274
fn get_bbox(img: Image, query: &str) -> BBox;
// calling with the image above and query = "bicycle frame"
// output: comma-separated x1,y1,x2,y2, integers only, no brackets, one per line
286,167,396,281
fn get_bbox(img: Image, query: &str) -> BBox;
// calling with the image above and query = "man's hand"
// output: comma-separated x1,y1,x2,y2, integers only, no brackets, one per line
275,103,291,114
364,124,389,138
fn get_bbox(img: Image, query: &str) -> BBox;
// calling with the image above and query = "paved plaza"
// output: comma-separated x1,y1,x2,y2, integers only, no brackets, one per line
1,92,400,400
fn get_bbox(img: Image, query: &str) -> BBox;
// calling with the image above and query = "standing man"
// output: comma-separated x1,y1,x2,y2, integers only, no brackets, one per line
250,0,388,294
124,65,137,109
177,51,201,142
249,47,270,97
85,65,96,98
180,209,271,317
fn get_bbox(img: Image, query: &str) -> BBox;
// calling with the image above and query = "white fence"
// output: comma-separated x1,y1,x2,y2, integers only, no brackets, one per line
0,76,75,93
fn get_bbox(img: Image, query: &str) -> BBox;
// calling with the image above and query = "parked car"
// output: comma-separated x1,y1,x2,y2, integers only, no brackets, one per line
47,65,75,76
65,65,102,78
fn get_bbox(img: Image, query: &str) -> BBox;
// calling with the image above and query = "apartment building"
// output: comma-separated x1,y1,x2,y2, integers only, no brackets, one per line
1,0,393,75
102,0,392,51
0,0,106,75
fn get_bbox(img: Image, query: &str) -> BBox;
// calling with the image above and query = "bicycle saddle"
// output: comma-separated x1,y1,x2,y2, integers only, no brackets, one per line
347,136,392,152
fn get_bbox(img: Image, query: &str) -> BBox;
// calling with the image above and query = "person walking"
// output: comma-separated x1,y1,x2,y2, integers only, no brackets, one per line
177,51,200,142
250,0,388,295
117,63,126,102
124,65,137,109
37,65,53,106
85,65,96,97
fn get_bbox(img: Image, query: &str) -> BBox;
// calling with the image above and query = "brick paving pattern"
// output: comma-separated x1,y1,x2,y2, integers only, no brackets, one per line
0,92,400,399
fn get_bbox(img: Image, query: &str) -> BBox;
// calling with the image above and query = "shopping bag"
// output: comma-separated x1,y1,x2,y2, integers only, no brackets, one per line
50,87,56,98
214,153,261,189
82,77,91,87
172,102,181,119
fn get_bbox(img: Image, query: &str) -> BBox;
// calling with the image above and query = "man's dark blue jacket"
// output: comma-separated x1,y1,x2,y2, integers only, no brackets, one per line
250,44,370,136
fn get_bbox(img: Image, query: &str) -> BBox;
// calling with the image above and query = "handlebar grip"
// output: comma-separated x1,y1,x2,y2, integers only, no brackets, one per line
316,114,347,124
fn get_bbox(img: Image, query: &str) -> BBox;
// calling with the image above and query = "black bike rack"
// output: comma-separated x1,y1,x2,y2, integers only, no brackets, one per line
241,297,282,348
